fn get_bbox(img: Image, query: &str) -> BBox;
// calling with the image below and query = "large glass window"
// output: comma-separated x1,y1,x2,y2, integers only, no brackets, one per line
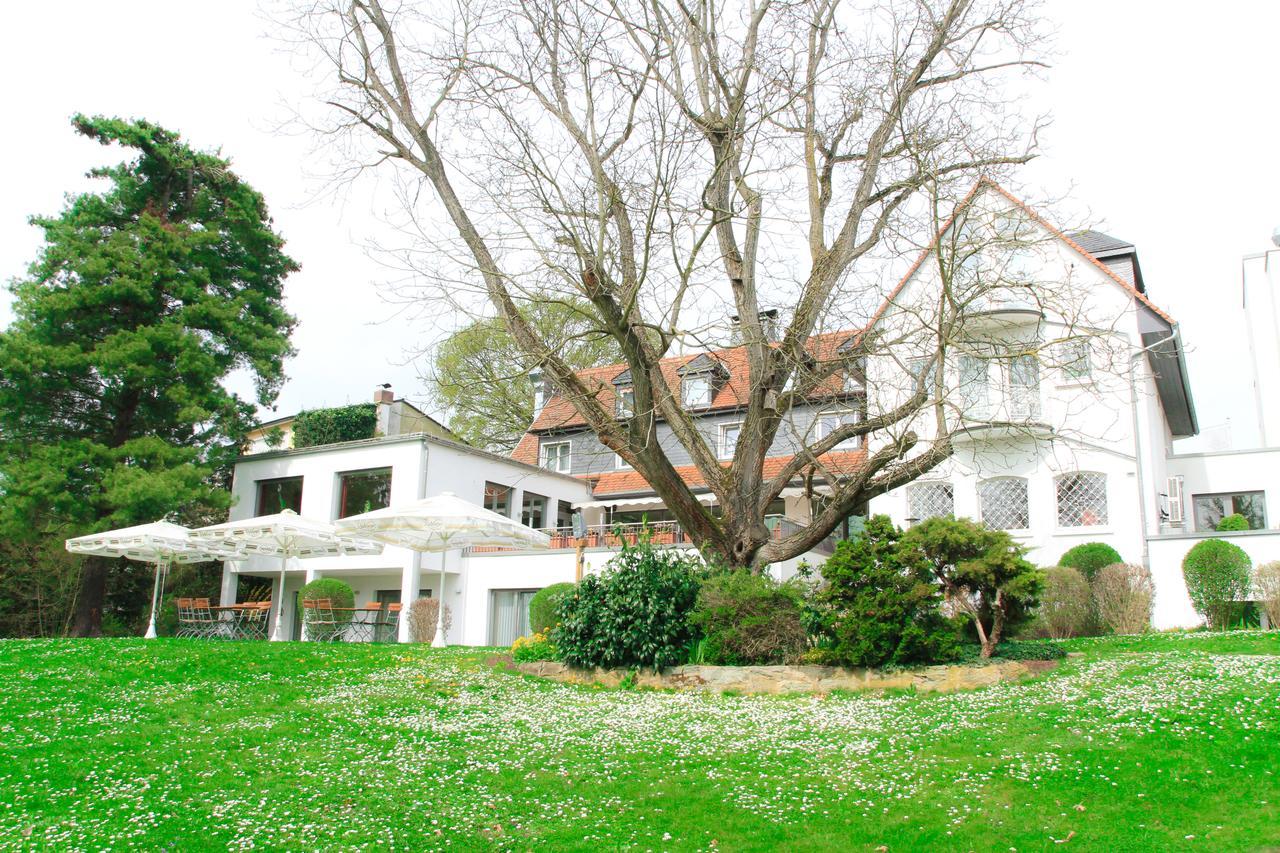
682,375,712,408
338,468,392,518
616,387,635,418
1061,339,1092,381
1056,472,1108,527
521,492,547,528
540,441,571,473
719,422,742,458
815,409,860,448
1008,354,1040,419
556,500,574,529
484,482,512,518
907,482,954,521
958,355,989,418
1193,491,1266,531
978,477,1030,530
256,476,303,515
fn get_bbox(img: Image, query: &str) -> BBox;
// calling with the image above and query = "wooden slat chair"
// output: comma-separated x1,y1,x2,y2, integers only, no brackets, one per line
191,598,222,640
175,598,197,638
236,601,272,640
303,597,342,642
376,602,402,644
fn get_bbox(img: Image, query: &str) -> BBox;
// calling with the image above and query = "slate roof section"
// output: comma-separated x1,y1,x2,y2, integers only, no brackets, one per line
1070,229,1134,258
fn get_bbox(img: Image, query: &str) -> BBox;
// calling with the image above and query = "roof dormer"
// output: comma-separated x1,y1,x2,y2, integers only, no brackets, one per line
677,355,729,409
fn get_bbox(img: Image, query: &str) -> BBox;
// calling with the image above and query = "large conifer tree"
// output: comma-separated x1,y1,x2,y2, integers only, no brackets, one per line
0,116,297,636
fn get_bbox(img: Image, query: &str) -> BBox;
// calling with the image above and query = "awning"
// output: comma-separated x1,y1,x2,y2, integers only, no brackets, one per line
574,485,829,510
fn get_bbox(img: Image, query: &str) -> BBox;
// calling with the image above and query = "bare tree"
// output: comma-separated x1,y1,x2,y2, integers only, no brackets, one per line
284,0,1081,570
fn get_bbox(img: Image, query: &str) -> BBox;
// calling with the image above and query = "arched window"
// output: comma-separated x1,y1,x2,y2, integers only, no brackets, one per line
907,482,954,521
978,477,1030,530
1056,472,1108,527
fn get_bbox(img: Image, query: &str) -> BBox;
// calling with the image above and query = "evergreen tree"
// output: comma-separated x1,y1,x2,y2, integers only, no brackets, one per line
0,115,297,636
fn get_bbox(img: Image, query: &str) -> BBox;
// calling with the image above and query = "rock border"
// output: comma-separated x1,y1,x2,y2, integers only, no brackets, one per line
514,657,1059,695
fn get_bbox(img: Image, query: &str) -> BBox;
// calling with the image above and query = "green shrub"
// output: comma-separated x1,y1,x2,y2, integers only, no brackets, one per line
1037,566,1092,639
553,538,705,670
899,516,1043,658
511,630,557,662
298,577,356,639
1093,563,1153,634
292,404,377,449
817,515,958,668
689,571,807,665
1058,542,1123,580
1216,513,1249,532
529,582,576,634
1182,539,1251,630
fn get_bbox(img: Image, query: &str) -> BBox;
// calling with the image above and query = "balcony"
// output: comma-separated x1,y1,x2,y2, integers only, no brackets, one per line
469,516,837,557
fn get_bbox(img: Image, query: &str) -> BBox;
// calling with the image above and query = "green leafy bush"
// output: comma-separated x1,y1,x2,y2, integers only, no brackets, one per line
899,517,1043,658
817,515,958,668
689,571,807,665
1058,542,1123,580
1216,513,1249,532
554,539,705,670
1036,566,1092,639
299,577,356,639
511,630,557,662
1182,539,1251,629
292,404,377,449
529,582,576,634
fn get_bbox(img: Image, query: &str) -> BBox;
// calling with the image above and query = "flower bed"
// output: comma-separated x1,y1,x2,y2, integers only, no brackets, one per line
515,657,1059,695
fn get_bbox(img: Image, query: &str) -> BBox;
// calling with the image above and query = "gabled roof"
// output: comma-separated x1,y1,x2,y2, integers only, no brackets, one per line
1070,229,1134,257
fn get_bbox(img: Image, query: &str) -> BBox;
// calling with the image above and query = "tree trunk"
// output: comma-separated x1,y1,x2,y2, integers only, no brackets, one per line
71,556,108,637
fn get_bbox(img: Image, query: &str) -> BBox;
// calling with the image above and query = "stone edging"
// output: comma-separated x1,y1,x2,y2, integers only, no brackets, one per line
513,657,1060,695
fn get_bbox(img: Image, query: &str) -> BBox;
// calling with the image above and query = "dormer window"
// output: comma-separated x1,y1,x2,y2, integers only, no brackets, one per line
530,368,552,418
616,386,635,418
676,354,727,410
682,375,713,408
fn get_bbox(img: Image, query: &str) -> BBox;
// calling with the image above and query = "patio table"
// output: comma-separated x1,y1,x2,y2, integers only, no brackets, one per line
329,606,395,643
211,603,272,640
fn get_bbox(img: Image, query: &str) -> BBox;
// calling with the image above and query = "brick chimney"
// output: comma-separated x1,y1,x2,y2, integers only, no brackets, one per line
374,384,394,436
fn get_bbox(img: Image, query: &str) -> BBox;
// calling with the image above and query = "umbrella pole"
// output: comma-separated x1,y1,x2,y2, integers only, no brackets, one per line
271,550,289,642
433,548,448,648
144,556,166,640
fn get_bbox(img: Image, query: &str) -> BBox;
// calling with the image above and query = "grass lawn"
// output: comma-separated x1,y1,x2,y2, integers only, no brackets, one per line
1,632,1278,851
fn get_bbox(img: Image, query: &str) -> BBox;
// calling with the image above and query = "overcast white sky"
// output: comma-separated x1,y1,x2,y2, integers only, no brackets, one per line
1,1,1277,452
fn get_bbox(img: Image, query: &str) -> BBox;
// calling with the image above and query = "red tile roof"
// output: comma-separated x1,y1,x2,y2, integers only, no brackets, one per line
582,449,868,497
510,432,540,466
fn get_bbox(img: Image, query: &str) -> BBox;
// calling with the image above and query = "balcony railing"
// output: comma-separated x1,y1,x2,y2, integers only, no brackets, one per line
469,516,836,556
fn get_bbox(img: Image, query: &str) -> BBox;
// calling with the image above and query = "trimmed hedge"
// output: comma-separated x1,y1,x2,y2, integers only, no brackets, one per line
529,582,575,634
1216,513,1249,532
1182,539,1251,630
1058,542,1123,580
292,404,378,449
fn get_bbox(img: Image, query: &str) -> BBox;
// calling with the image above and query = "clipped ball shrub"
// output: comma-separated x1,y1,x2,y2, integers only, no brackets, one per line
1093,563,1154,635
554,540,705,670
1216,513,1249,532
1182,539,1252,630
689,571,807,665
1037,566,1092,639
528,582,576,634
1058,542,1123,580
299,577,356,639
1255,561,1280,630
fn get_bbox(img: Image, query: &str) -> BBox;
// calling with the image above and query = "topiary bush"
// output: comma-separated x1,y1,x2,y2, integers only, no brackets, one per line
292,403,378,449
529,582,576,634
1037,566,1092,639
299,577,355,639
1216,513,1250,532
1093,563,1154,634
553,538,705,670
1058,542,1123,580
816,515,958,668
1182,539,1252,630
688,571,807,665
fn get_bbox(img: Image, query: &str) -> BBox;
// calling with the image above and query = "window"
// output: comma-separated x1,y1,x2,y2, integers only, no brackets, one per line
682,375,713,408
908,357,937,396
1193,491,1266,531
521,492,547,528
1056,472,1108,527
616,386,635,418
540,440,571,473
979,477,1030,530
556,500,574,529
256,476,303,515
719,422,742,458
337,468,392,518
1062,339,1092,381
958,355,989,418
614,452,631,470
489,589,538,646
907,482,954,521
1008,354,1040,419
484,482,512,518
814,409,859,448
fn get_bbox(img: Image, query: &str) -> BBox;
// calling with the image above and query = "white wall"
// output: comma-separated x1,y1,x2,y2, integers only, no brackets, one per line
1167,447,1280,533
1147,529,1280,629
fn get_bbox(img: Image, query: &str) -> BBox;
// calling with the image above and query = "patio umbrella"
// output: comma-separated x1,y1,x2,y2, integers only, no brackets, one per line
192,510,383,641
336,492,551,646
65,521,236,639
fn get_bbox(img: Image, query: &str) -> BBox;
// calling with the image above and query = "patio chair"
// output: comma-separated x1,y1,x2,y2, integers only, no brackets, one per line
175,598,196,638
303,597,343,642
379,602,402,644
191,598,221,639
235,601,272,640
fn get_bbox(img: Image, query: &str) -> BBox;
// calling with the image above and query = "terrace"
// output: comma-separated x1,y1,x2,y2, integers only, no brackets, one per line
468,516,839,556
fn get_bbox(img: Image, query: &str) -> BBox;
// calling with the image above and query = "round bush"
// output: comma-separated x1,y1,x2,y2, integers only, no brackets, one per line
689,571,807,665
554,541,705,670
1182,539,1251,630
1037,566,1091,639
528,582,576,634
298,577,356,638
1093,563,1154,634
1058,542,1123,580
1216,513,1249,532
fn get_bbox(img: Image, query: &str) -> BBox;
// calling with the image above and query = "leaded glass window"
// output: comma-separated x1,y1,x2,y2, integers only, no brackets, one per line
1055,472,1108,527
908,482,954,521
979,477,1030,530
